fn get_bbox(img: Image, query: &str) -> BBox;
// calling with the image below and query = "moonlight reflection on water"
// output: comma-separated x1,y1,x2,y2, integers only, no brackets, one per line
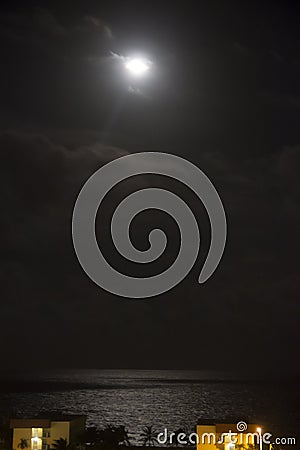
0,370,298,445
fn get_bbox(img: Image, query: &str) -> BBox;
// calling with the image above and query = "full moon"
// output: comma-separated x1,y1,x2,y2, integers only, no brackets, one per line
124,57,151,76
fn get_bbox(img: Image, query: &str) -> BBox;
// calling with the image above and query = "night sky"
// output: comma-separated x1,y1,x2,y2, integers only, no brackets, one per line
1,0,299,374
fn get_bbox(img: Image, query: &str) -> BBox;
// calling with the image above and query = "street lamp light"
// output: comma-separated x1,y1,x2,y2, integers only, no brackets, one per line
257,427,262,450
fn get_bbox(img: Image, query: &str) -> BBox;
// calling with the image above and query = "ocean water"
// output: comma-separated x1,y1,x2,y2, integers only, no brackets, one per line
0,370,298,447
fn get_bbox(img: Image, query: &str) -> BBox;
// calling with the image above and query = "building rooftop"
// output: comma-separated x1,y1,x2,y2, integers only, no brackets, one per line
197,419,261,434
10,414,86,428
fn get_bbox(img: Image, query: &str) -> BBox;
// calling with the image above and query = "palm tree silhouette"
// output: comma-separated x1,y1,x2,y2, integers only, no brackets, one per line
51,438,68,450
140,426,158,446
98,425,131,447
17,439,29,450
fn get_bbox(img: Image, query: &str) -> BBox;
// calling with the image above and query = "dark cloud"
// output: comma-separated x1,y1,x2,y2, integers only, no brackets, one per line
0,130,299,371
1,7,110,39
260,91,300,111
84,15,113,40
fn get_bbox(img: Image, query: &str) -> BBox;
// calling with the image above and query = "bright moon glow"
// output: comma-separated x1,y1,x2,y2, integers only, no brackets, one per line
125,58,150,76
